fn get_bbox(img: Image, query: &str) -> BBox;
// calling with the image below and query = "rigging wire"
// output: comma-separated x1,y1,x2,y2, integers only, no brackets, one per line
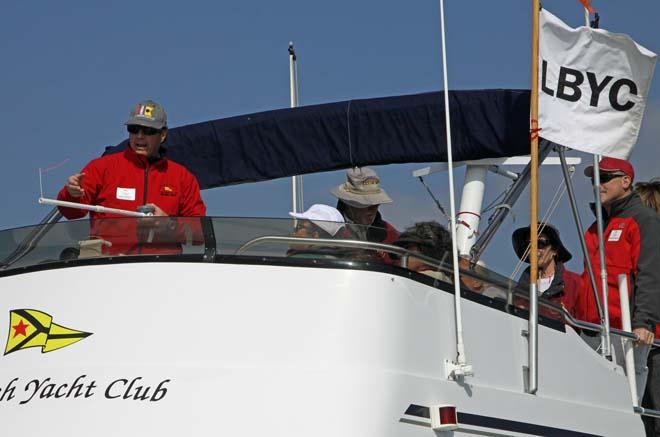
417,176,452,225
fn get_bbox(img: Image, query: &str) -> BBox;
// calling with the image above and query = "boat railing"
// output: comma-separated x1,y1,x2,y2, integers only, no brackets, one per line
237,234,660,349
1,217,655,350
0,216,654,349
236,235,414,265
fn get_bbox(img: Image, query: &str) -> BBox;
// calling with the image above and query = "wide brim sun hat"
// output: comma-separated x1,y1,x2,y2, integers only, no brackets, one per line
330,167,393,207
512,222,572,264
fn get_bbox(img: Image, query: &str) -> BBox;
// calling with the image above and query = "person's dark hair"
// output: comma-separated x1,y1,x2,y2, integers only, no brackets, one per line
395,221,452,261
635,179,660,214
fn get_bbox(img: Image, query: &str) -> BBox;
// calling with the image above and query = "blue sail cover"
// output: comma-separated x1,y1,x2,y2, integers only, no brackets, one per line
104,89,532,190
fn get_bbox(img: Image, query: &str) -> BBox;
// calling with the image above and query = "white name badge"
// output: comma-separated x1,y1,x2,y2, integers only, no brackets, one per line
116,187,136,201
608,229,623,242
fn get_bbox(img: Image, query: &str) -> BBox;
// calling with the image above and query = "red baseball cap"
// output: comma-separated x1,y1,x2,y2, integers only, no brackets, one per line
584,157,635,181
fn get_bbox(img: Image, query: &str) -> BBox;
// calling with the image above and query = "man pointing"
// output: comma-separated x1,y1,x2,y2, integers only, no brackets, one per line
58,99,206,254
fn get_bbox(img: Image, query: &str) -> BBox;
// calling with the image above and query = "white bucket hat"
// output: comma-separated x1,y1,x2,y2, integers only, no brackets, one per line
330,167,393,207
289,204,345,236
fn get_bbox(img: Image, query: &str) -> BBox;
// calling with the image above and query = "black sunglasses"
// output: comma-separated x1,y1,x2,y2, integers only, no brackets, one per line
127,125,161,136
591,172,625,184
526,239,552,249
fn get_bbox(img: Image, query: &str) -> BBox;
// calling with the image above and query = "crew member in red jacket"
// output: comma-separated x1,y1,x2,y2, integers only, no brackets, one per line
57,100,206,255
331,167,400,262
578,158,660,344
578,158,660,425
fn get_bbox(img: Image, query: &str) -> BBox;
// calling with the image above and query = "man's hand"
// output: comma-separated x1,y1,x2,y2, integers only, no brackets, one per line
137,203,170,233
458,256,484,291
633,327,655,346
145,203,167,217
65,173,85,198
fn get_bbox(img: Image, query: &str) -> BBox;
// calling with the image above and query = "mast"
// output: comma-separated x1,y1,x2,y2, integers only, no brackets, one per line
288,42,304,213
527,0,540,395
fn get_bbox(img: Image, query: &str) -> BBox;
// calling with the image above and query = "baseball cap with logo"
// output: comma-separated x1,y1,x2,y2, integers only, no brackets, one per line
584,157,635,181
125,100,167,129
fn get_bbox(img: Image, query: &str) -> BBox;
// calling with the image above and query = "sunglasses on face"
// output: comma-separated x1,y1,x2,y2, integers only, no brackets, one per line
527,239,551,249
127,125,161,136
591,172,625,184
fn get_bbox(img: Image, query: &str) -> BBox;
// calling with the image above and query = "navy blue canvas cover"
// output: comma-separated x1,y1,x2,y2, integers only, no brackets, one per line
105,89,533,190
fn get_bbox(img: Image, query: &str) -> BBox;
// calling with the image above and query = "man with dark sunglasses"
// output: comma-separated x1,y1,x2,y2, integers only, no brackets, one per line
577,157,660,428
57,100,206,255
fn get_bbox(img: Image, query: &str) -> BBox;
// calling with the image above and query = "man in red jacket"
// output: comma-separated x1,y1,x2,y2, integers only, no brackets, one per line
57,100,206,255
578,157,660,431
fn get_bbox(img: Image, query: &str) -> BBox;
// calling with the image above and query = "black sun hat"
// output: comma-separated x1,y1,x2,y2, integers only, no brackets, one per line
512,223,572,264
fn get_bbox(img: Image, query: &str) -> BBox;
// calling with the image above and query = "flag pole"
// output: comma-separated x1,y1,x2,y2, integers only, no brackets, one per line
527,0,540,395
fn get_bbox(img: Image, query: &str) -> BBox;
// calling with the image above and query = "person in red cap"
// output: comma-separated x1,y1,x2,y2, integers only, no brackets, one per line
578,157,660,418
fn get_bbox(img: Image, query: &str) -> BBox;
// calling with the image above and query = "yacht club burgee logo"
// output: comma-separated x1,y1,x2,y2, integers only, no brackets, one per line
4,309,92,355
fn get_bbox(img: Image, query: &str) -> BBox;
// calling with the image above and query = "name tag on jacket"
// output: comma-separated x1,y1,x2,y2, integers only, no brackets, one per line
116,187,136,201
608,229,623,242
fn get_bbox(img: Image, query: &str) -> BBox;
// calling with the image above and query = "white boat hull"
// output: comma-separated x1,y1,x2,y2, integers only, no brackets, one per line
0,262,644,436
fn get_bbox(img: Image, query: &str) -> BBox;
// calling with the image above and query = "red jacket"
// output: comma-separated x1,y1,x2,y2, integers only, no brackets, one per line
57,148,206,254
577,193,660,335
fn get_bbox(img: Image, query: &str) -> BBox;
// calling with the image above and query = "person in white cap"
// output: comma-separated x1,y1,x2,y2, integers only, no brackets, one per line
331,167,400,246
287,204,346,256
289,204,346,239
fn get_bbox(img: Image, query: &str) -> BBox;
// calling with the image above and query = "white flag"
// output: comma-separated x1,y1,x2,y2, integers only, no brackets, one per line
538,9,656,159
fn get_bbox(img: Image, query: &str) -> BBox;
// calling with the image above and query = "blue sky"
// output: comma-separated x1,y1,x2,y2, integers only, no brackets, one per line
1,0,658,276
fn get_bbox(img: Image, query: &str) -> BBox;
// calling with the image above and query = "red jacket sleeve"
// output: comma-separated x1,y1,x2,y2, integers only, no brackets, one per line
561,269,582,317
56,160,103,220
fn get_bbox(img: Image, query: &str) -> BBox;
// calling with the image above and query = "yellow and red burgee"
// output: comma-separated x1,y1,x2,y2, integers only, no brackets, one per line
4,309,92,355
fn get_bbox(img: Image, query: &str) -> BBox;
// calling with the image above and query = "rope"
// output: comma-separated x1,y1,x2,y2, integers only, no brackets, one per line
482,189,508,213
530,119,543,141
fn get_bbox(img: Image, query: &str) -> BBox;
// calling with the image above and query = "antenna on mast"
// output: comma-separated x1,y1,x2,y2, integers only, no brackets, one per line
288,41,304,213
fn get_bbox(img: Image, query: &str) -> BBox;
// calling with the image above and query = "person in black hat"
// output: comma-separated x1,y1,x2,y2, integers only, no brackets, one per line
512,223,580,316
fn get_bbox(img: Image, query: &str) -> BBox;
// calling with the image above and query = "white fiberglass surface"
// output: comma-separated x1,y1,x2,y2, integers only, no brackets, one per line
0,263,643,436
